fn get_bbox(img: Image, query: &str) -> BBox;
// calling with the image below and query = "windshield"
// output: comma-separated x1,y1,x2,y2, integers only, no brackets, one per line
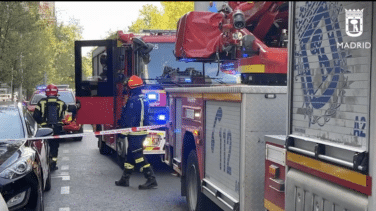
138,42,239,84
31,91,75,105
0,108,24,139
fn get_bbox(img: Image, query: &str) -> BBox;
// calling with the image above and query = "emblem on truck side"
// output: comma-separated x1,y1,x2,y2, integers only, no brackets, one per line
295,2,350,127
345,9,363,37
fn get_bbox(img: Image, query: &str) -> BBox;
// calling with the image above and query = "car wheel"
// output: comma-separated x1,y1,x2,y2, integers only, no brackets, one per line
186,150,209,211
98,135,110,155
25,173,44,211
35,180,44,211
44,167,51,191
73,126,83,141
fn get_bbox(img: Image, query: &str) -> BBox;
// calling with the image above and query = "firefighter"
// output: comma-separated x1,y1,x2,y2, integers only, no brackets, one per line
115,75,158,189
33,84,79,171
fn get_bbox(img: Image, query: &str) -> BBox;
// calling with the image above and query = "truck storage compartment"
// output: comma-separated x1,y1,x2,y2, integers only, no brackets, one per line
201,85,287,211
286,168,368,211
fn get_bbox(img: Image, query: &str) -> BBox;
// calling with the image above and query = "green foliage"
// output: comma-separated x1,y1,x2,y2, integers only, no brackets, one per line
128,1,194,32
0,2,83,96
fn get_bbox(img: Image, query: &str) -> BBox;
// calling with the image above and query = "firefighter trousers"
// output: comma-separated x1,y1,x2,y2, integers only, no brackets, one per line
44,124,64,164
122,134,155,179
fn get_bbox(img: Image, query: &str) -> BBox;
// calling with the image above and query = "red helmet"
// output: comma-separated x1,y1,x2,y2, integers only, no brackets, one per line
127,75,143,89
45,84,58,96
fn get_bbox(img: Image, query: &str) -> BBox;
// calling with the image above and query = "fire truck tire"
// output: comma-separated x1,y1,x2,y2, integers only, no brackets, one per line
98,135,110,155
116,138,126,169
73,126,83,141
186,150,210,211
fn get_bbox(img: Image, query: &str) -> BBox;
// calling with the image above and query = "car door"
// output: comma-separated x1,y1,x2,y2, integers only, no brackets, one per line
25,111,49,184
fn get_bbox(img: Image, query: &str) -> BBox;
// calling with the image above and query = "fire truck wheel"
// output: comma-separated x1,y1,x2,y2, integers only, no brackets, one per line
98,135,110,155
186,150,209,211
116,138,126,169
73,126,84,141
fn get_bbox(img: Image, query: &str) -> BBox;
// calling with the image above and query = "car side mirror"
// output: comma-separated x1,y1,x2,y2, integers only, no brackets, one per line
35,128,53,137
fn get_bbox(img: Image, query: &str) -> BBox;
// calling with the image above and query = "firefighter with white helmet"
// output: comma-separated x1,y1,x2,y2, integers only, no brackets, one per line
115,75,158,189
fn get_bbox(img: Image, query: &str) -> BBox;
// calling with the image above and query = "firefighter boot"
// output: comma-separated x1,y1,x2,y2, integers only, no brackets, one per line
50,157,58,171
115,171,131,187
139,167,158,189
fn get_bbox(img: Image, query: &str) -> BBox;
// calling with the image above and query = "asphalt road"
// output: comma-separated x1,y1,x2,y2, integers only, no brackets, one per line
44,125,189,211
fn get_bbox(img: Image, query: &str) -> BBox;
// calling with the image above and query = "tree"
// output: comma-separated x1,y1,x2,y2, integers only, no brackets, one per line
0,2,46,96
128,2,194,32
48,22,82,87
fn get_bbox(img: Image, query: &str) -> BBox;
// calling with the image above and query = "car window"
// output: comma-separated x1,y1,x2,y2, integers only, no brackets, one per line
58,91,75,104
0,107,25,139
30,94,46,105
30,91,75,104
25,112,37,136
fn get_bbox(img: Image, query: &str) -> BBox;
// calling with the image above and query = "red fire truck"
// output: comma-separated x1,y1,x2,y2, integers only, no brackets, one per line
163,1,288,211
265,1,376,211
74,30,218,164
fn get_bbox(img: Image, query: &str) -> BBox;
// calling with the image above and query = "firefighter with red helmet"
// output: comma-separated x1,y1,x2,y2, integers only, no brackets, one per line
115,75,158,189
33,84,79,171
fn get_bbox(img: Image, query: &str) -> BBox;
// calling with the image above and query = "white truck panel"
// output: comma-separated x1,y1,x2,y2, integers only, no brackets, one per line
286,1,375,210
243,93,287,211
291,1,372,152
205,101,241,201
286,168,368,211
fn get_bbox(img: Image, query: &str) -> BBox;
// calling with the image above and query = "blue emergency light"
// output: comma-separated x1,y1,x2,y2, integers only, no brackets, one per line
157,114,166,121
185,78,192,83
146,92,159,101
36,85,46,90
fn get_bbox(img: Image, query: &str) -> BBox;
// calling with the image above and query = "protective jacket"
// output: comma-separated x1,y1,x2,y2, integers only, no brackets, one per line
119,87,150,136
33,96,68,127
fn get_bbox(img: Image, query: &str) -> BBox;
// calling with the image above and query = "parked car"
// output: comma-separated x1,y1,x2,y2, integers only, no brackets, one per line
26,85,83,141
0,101,52,211
0,193,9,211
0,94,11,102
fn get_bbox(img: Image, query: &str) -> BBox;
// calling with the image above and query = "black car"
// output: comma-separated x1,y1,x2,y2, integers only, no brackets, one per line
0,101,52,211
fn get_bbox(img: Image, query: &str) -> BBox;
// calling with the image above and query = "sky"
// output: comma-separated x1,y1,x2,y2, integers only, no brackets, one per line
55,2,162,40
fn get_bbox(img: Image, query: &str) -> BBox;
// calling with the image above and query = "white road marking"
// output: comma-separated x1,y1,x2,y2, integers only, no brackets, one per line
59,207,70,211
61,186,70,194
62,157,69,161
62,176,70,181
61,165,69,170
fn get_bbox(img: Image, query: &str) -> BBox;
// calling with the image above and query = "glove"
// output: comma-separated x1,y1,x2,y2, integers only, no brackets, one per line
76,100,81,110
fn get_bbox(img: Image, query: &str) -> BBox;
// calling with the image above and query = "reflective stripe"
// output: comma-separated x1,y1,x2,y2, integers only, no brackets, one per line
139,95,144,127
135,157,144,163
140,164,151,172
47,98,57,102
40,100,46,117
143,164,150,168
35,105,41,111
41,122,47,126
57,101,65,117
132,148,143,153
124,163,134,169
52,157,58,161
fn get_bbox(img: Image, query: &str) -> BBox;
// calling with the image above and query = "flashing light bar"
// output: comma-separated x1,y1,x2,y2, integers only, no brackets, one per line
36,85,47,90
158,114,166,121
179,58,197,63
147,93,158,100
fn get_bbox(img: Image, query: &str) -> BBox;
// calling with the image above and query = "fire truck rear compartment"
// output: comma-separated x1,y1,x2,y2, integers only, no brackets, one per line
286,168,368,211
